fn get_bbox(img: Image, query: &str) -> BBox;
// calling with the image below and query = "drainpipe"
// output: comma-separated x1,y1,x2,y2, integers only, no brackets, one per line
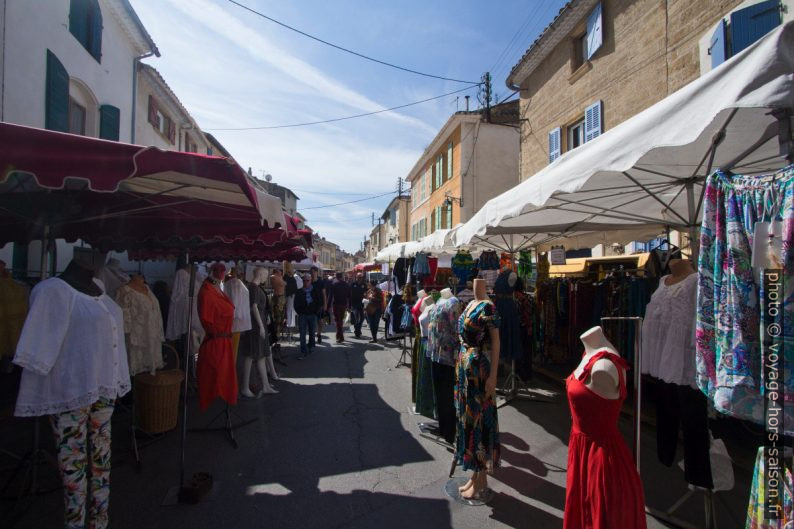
130,51,155,143
0,0,6,121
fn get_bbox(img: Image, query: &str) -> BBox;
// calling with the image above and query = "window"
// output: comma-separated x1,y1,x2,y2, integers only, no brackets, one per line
148,96,176,145
421,171,427,200
571,3,602,71
447,142,454,180
99,104,120,141
184,133,197,153
390,208,397,227
572,33,587,70
567,119,585,151
445,202,453,229
68,99,86,135
69,0,103,62
709,1,781,69
548,127,561,163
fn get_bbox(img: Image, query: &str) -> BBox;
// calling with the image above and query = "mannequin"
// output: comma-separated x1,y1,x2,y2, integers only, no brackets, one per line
284,261,298,329
196,263,238,411
456,278,501,499
427,289,463,445
95,257,129,299
439,288,453,299
14,257,129,529
494,269,521,363
575,326,621,400
415,297,436,418
224,266,252,366
116,273,165,376
241,267,278,397
416,289,427,300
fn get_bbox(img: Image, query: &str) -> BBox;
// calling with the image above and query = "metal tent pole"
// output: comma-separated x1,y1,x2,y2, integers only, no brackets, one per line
178,260,196,489
686,180,699,260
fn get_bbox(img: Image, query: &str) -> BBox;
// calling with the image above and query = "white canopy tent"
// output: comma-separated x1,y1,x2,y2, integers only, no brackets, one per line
454,23,794,251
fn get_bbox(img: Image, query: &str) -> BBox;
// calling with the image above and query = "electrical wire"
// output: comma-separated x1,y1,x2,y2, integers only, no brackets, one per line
205,85,478,131
300,191,395,210
226,0,481,85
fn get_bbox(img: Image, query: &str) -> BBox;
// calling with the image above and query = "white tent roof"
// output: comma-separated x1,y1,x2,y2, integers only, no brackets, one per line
455,22,794,247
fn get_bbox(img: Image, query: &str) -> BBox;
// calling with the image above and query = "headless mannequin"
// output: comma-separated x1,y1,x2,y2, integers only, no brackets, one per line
460,278,501,499
666,258,695,286
127,273,148,294
241,267,277,397
574,326,622,400
61,259,103,297
416,289,427,300
418,297,435,337
439,288,452,299
506,271,517,288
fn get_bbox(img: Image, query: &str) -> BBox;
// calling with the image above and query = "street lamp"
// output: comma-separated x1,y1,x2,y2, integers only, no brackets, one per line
443,193,463,209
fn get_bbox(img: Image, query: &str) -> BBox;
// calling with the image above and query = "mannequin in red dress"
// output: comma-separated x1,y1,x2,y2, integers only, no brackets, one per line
196,263,239,411
564,326,647,529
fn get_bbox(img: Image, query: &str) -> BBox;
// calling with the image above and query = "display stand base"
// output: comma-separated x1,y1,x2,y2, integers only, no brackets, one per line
444,477,494,506
406,405,420,416
188,405,256,450
0,418,60,500
162,481,221,506
394,334,411,368
496,361,556,408
646,487,716,529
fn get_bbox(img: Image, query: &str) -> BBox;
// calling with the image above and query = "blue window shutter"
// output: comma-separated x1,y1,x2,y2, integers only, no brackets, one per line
548,127,561,163
709,19,728,68
730,0,781,56
45,50,70,132
584,100,602,142
69,0,89,48
88,0,103,62
99,104,120,141
586,3,603,60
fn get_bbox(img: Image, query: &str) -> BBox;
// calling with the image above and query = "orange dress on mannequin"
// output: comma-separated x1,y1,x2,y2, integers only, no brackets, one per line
196,280,238,411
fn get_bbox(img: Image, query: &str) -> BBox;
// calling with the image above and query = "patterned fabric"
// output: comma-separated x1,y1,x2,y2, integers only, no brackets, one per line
517,250,533,283
413,252,431,276
427,297,463,367
454,300,501,472
499,252,515,272
49,398,115,529
415,338,436,418
272,294,286,340
452,251,475,287
746,447,792,528
434,268,453,288
478,251,500,271
696,168,794,433
115,284,164,376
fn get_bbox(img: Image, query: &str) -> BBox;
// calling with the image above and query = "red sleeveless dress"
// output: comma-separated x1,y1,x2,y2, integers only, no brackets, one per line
564,350,647,529
196,280,238,411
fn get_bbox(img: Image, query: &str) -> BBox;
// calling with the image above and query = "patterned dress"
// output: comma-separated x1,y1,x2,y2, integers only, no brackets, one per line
454,300,501,472
696,167,793,434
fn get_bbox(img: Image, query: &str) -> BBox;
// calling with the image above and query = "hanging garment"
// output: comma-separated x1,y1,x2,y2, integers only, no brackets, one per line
415,308,436,418
427,297,464,367
435,267,453,288
457,288,474,304
517,250,533,283
115,284,165,376
515,289,535,380
393,258,408,290
94,260,129,299
243,283,271,360
0,276,28,358
478,250,500,271
454,300,501,472
493,271,523,360
564,350,647,529
411,326,421,404
642,274,698,387
746,446,792,528
451,250,475,287
422,257,439,287
696,168,794,433
413,252,431,276
499,252,515,271
655,380,713,488
166,268,203,341
478,269,499,291
224,278,252,333
196,280,238,411
13,278,130,417
388,293,405,335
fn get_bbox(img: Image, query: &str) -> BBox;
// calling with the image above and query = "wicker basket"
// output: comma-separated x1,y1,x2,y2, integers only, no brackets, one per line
134,369,184,434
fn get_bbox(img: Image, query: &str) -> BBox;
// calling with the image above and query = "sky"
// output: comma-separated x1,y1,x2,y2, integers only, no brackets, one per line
131,0,569,253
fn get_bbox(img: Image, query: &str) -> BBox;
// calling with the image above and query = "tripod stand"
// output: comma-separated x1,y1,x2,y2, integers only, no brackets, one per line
496,359,555,408
188,404,257,450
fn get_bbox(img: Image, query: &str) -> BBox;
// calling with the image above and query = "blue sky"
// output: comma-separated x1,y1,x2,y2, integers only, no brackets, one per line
131,0,568,252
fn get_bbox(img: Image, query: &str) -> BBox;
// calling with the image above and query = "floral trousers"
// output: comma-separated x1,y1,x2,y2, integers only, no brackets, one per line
49,398,115,529
272,294,286,340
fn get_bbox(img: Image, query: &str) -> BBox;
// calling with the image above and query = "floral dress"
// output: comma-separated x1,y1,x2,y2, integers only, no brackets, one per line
454,300,501,472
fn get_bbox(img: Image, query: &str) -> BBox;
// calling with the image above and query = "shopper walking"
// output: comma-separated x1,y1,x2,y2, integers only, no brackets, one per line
270,268,286,342
310,267,327,344
350,274,367,338
364,280,384,343
294,272,319,359
329,272,351,343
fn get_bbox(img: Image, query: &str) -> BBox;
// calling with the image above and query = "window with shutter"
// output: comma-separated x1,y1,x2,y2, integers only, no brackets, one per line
709,20,728,68
730,0,780,56
548,127,561,163
447,142,453,180
45,50,70,132
586,3,603,60
584,100,602,142
99,104,120,141
147,95,157,126
445,203,453,228
69,0,102,62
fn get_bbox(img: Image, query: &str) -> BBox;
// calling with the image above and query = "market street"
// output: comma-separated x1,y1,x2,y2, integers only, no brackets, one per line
2,324,752,529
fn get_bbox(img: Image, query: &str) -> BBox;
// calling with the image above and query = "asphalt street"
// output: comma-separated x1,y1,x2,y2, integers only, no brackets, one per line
2,323,753,528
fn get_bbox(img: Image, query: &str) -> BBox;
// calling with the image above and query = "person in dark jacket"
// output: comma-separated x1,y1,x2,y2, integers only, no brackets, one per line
310,267,327,344
294,272,320,358
350,274,367,338
364,281,384,343
329,272,351,343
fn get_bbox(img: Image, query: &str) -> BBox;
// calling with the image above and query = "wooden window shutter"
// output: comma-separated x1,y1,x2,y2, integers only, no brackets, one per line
709,20,728,69
88,0,103,62
147,95,157,126
45,50,70,132
548,127,561,163
168,119,176,144
68,0,89,50
730,0,780,56
584,100,602,142
99,104,120,141
447,142,453,180
585,3,603,60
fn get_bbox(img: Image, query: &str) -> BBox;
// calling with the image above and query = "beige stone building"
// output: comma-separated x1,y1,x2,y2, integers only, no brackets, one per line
407,101,520,240
507,0,790,182
380,195,411,246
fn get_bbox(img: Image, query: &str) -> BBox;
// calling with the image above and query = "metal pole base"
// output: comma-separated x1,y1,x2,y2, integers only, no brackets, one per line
395,334,410,368
496,361,555,408
188,405,257,450
646,488,716,529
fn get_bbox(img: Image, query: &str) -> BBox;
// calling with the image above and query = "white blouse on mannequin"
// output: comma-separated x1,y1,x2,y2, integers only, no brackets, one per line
641,273,698,388
13,278,130,416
